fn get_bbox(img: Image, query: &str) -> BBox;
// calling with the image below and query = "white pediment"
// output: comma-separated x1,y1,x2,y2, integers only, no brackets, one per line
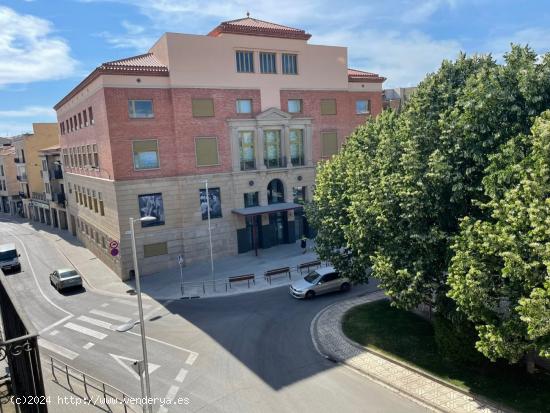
256,107,292,121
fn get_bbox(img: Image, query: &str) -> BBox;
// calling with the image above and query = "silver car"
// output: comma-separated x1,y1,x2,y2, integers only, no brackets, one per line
50,268,83,292
290,266,350,299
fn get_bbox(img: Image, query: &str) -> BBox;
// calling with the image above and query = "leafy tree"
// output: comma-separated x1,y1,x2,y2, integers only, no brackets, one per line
309,46,550,314
448,111,550,369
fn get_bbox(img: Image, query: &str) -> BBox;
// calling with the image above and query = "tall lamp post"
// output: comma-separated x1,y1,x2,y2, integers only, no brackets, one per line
203,180,215,290
129,215,156,413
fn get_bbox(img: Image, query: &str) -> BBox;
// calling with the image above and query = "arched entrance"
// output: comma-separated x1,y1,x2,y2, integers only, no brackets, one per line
267,179,284,204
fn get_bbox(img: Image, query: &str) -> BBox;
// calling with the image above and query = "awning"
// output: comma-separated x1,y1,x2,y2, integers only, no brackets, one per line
232,202,303,217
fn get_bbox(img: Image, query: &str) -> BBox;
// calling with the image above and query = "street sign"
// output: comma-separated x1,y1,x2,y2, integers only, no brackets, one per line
177,254,184,266
109,240,119,249
110,248,119,257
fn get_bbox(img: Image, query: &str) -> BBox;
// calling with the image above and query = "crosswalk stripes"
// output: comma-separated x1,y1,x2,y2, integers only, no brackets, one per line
77,315,112,330
64,322,108,340
89,309,131,323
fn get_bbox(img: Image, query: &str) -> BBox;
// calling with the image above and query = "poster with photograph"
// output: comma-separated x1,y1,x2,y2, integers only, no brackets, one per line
199,187,222,220
138,193,165,227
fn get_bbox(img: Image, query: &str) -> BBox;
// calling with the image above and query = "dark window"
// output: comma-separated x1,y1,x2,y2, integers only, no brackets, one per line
244,192,259,208
88,107,94,124
267,179,284,204
260,52,276,73
321,273,339,282
282,54,297,74
236,51,254,73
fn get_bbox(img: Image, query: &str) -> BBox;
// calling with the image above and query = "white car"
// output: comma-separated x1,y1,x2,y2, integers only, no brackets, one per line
50,268,83,292
289,266,350,299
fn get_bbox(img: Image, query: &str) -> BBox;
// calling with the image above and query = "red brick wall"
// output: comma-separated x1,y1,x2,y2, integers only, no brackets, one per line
280,90,383,162
58,88,114,180
103,87,261,180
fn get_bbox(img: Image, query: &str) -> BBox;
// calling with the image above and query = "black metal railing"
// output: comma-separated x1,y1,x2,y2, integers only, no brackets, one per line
0,271,47,412
31,192,47,202
52,168,63,180
54,193,65,207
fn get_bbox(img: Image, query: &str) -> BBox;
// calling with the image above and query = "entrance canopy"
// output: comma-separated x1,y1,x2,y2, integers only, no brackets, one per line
232,202,303,217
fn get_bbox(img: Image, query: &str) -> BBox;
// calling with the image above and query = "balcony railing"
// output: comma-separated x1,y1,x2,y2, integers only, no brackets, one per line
52,167,63,180
31,192,47,202
264,156,287,169
54,192,66,207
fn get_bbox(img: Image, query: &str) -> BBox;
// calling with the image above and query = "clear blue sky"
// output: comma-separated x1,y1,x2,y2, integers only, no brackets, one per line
1,0,549,136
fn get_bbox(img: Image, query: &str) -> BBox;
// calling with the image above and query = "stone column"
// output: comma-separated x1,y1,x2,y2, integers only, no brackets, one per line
256,127,266,170
305,124,313,166
230,127,240,172
283,125,292,167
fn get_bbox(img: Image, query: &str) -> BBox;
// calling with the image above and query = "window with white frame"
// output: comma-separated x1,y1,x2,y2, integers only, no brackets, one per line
238,131,255,170
236,99,252,114
128,100,154,118
288,99,302,113
282,54,298,74
236,51,254,73
356,100,370,114
260,52,276,74
133,140,159,170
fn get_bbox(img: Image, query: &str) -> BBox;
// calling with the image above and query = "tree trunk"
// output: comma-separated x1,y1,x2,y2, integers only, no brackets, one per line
526,350,536,374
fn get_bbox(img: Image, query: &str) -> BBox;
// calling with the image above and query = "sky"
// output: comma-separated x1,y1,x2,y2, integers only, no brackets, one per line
0,0,549,136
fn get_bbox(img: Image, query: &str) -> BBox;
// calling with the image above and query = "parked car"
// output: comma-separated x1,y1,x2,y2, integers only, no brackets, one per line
0,243,21,273
289,266,350,299
50,268,83,291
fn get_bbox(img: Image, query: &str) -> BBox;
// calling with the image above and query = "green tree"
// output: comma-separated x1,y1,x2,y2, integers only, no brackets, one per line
309,46,550,314
448,111,550,369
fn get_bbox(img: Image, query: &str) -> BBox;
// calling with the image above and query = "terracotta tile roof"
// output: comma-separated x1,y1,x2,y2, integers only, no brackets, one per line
348,68,386,83
100,53,168,73
209,16,311,40
55,53,168,110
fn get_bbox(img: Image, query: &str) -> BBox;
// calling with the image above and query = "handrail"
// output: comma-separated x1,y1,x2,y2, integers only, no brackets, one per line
50,356,139,413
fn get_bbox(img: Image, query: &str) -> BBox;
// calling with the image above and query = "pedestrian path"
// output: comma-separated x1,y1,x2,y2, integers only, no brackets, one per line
311,292,507,413
38,296,164,362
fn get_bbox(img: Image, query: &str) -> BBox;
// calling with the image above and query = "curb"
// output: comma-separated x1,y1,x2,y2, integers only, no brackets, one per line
310,293,511,413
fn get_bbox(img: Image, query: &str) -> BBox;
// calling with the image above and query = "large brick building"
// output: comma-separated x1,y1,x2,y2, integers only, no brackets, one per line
54,16,385,279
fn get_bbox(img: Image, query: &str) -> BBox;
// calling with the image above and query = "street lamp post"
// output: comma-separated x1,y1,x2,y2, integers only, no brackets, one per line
129,215,156,413
203,180,215,291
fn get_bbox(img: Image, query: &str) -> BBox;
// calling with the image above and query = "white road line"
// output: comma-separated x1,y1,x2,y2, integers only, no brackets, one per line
39,338,79,360
113,298,152,309
10,233,74,319
77,315,112,330
83,342,95,350
100,303,109,308
185,353,198,366
157,385,180,413
89,309,131,323
40,314,74,335
127,331,199,362
175,368,188,383
64,322,107,340
49,330,59,336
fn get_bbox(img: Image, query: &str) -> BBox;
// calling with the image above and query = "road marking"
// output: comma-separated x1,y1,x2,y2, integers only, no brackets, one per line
89,309,131,323
185,353,198,366
158,385,180,413
108,353,160,380
10,233,74,321
64,322,107,340
175,368,188,383
39,338,78,360
127,331,199,362
49,330,59,336
100,303,109,308
113,298,152,309
40,314,74,335
83,342,95,350
77,315,112,330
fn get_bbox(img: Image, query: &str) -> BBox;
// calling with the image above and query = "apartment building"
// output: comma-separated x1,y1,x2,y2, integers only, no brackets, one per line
54,16,386,279
12,124,60,222
37,146,68,230
0,145,20,215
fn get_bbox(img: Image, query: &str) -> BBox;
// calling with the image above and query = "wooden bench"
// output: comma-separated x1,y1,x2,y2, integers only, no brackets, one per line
297,260,321,273
264,267,291,284
227,274,255,289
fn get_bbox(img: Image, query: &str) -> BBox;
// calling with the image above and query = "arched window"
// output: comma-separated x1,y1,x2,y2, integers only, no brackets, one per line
267,179,284,204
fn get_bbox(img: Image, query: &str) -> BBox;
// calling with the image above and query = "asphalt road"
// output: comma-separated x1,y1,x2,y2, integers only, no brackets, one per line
0,217,427,413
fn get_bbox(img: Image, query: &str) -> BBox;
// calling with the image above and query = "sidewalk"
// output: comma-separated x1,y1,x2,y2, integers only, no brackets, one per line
310,292,508,413
129,241,320,300
3,214,321,300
